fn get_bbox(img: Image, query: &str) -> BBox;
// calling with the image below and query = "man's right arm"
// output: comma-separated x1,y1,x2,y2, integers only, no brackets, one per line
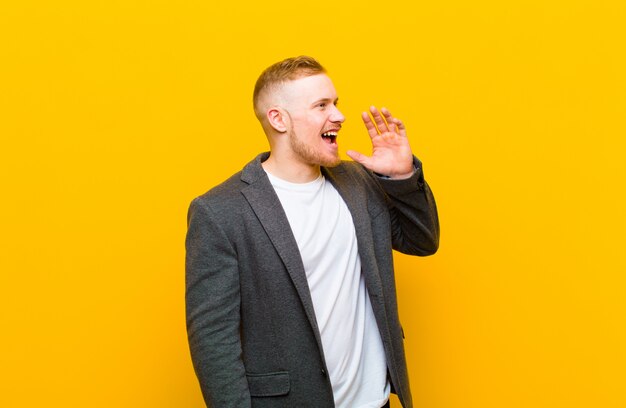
185,198,251,407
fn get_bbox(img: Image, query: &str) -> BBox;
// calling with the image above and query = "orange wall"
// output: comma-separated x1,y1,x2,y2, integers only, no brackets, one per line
1,1,625,407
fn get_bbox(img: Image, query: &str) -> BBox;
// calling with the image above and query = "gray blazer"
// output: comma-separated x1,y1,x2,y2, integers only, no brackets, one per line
186,152,439,408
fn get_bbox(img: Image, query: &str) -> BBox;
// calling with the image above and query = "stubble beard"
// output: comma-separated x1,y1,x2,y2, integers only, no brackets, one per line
289,129,341,168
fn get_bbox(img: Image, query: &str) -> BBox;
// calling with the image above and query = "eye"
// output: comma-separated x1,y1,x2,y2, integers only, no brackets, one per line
318,102,327,108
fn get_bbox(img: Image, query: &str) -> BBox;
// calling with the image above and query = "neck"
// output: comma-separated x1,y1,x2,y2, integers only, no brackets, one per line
262,153,321,183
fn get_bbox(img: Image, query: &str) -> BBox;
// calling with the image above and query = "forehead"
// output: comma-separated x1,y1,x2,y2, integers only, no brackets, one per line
281,74,337,104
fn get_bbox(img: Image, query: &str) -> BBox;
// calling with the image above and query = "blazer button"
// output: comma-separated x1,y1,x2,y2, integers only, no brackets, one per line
321,368,327,376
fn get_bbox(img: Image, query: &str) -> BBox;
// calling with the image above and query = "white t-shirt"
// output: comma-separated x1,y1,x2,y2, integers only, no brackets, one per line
266,171,390,408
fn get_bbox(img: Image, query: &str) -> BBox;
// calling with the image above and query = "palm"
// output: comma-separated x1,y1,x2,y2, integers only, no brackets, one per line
347,106,414,179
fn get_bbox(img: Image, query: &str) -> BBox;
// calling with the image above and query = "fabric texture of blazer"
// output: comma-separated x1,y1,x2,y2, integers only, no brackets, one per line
186,152,440,408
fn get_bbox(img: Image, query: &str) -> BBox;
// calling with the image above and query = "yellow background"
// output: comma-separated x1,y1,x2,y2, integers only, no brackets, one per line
1,0,625,407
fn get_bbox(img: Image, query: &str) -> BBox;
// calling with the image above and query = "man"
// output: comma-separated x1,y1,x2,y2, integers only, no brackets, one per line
186,56,439,408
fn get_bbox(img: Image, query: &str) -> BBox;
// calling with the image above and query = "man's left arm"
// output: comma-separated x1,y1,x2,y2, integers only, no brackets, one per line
376,157,440,255
347,106,440,255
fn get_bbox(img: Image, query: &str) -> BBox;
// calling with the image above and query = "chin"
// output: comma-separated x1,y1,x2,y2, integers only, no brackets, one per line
318,154,341,168
323,158,341,168
289,134,341,168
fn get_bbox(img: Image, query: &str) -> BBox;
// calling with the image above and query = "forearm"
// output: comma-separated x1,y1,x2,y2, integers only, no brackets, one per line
377,157,440,255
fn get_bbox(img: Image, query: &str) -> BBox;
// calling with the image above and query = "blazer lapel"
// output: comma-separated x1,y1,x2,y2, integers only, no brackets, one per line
323,165,385,302
240,154,326,359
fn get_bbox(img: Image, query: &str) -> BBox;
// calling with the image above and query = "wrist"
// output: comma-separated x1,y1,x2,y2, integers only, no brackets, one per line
374,166,416,180
389,169,415,180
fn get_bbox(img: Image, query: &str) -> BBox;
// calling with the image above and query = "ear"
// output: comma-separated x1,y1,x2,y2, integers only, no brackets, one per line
267,107,289,133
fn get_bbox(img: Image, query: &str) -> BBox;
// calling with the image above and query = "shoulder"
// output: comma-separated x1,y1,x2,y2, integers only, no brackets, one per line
190,152,268,212
337,159,368,175
327,160,381,190
189,173,259,237
193,170,246,208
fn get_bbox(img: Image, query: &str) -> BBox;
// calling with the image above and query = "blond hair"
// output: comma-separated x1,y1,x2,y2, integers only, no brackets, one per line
253,56,326,120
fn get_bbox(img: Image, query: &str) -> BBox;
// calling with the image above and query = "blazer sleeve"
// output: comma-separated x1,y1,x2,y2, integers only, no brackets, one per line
185,198,251,407
375,156,440,256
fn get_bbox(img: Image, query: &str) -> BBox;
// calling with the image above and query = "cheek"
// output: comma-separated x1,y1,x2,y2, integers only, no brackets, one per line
297,119,321,135
293,114,325,137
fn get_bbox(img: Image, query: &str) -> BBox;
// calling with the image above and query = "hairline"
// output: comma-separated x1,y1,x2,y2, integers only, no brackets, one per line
253,57,327,121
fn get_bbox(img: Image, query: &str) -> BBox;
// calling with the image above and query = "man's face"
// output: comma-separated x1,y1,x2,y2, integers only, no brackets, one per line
278,74,345,167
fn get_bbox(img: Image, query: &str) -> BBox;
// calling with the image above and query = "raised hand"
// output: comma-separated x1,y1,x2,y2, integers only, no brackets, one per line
346,106,414,179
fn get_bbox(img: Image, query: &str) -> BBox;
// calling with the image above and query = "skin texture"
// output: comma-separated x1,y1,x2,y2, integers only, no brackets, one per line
261,74,415,183
348,106,415,180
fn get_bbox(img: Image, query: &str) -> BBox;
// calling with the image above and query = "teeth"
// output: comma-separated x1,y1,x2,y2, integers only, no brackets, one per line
321,132,338,137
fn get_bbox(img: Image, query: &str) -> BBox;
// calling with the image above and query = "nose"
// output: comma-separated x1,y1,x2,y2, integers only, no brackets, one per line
330,105,345,124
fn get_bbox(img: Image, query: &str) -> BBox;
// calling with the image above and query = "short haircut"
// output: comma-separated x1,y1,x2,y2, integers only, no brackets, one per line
253,55,326,120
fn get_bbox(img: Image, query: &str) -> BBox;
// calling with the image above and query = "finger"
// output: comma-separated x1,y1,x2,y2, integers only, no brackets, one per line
390,118,407,137
381,107,395,127
369,105,389,133
361,111,379,139
382,107,407,136
346,149,373,168
393,117,407,137
393,118,405,130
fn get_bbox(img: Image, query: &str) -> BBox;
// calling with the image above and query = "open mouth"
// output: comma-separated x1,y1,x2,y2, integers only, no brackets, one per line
321,131,338,145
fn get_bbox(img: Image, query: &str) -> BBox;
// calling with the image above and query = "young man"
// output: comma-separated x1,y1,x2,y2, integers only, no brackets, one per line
186,56,439,408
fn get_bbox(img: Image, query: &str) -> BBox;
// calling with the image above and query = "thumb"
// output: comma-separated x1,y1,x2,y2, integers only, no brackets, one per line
346,150,372,168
